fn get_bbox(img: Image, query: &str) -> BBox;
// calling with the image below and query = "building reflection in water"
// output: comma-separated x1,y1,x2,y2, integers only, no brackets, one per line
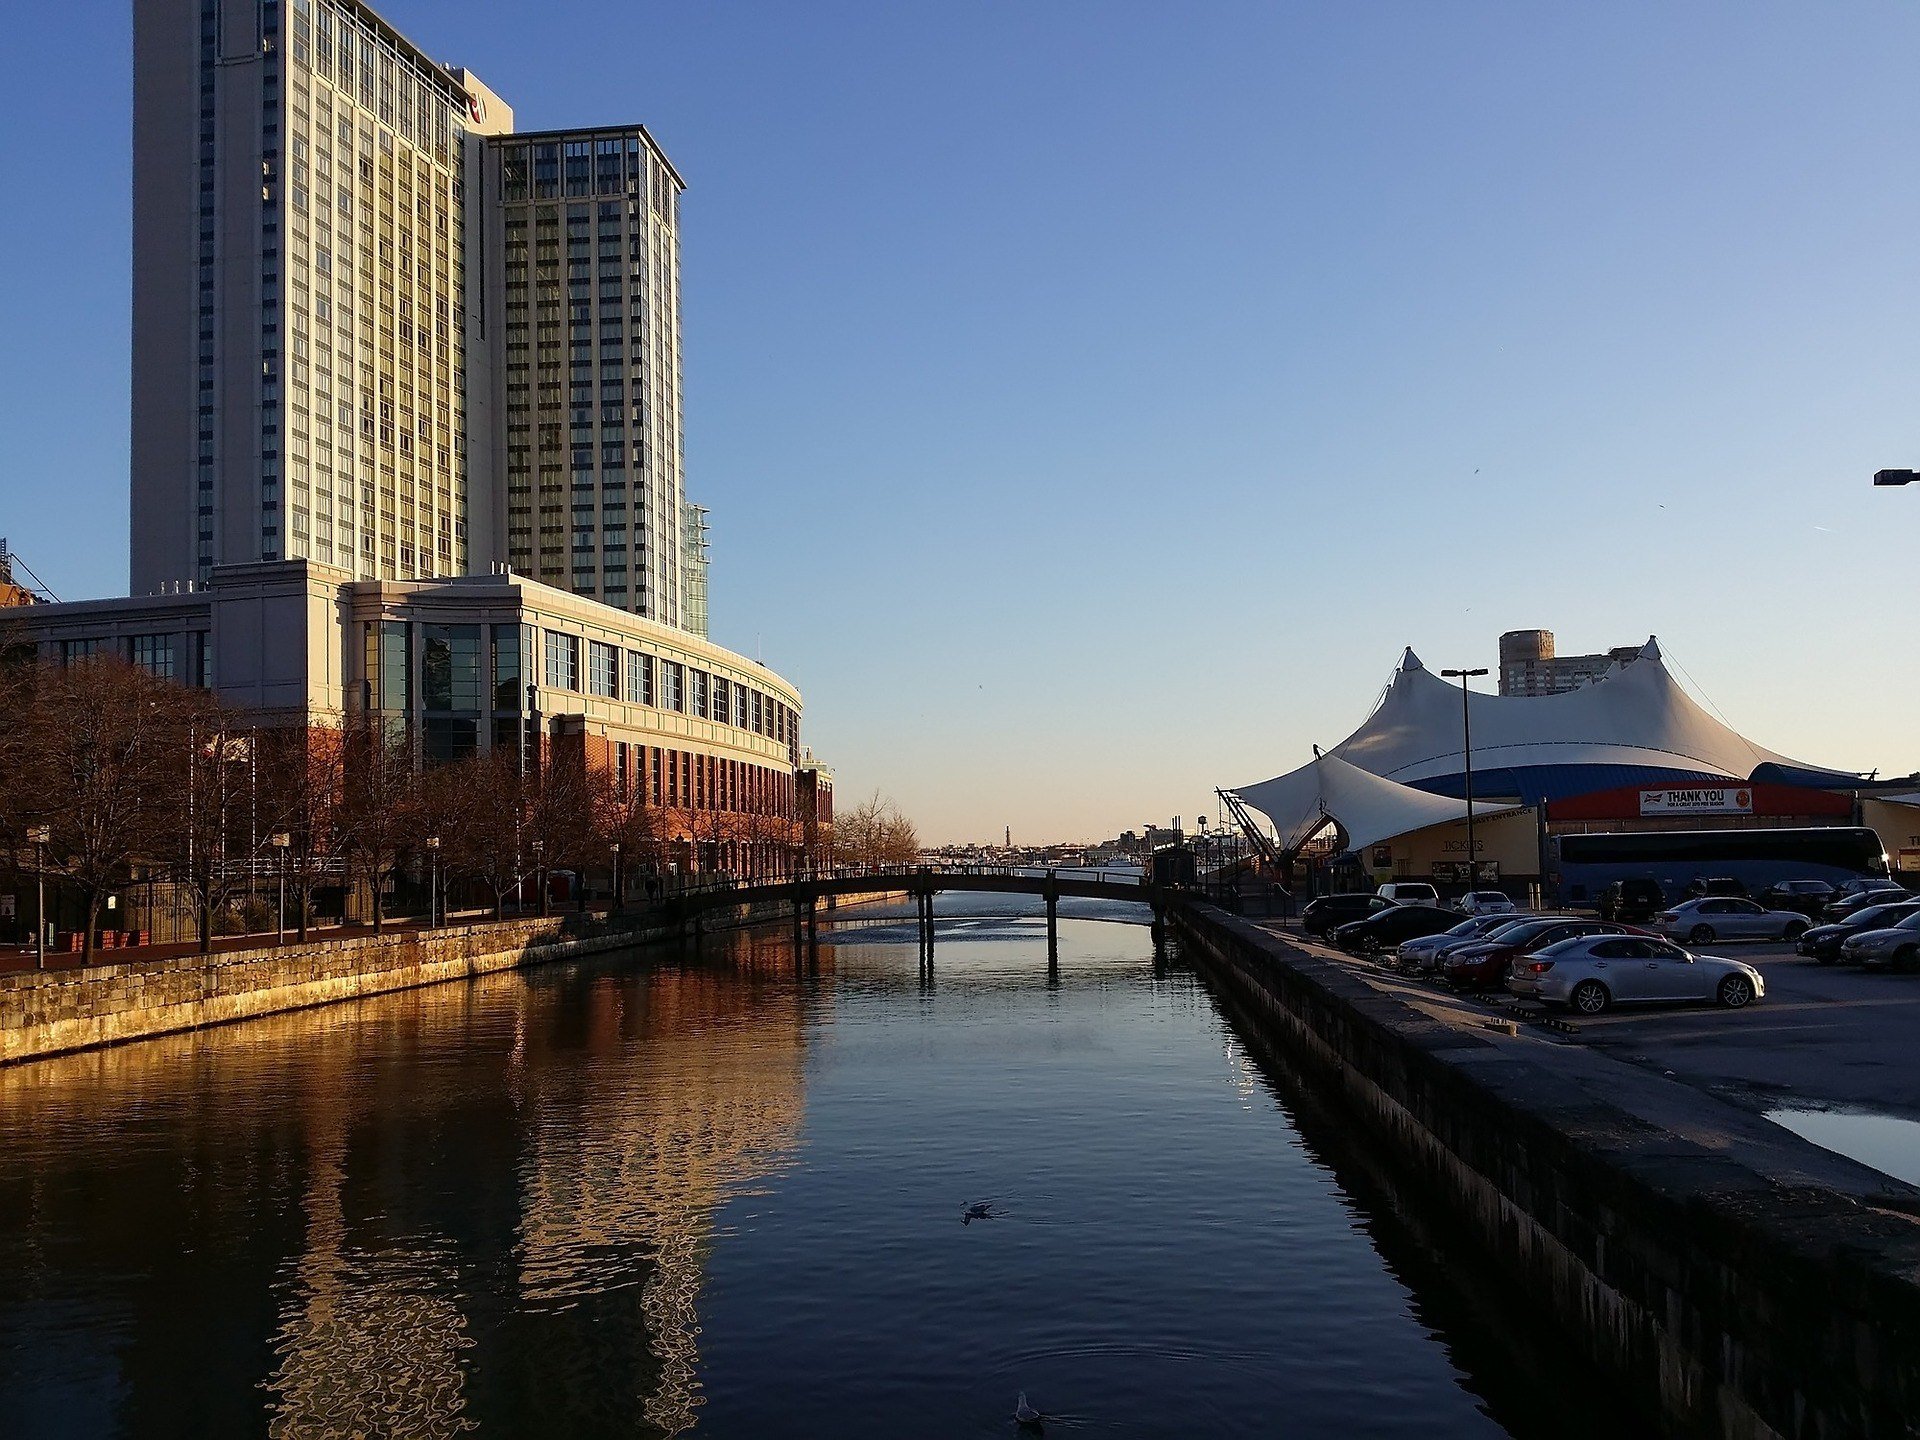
0,933,810,1440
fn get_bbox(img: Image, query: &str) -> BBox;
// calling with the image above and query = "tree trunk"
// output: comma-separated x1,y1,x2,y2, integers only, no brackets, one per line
198,889,214,954
82,891,102,965
370,865,384,934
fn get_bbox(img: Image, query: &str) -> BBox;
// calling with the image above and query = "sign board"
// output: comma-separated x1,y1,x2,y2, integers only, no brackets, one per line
1371,845,1394,869
1639,787,1751,816
1431,861,1468,884
1899,847,1920,873
1475,861,1501,885
0,895,13,919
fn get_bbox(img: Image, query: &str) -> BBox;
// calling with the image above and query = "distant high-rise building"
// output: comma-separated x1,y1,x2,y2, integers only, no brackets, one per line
129,0,712,638
481,127,695,626
1497,629,1641,696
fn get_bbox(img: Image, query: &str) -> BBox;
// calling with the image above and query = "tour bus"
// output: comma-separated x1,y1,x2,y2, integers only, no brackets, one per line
1550,826,1890,909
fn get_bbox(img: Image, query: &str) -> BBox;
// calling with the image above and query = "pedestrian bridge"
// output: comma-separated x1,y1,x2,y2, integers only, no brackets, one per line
661,863,1176,957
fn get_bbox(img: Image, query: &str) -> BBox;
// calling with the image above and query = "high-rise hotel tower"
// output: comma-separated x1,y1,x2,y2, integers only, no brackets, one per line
130,0,709,637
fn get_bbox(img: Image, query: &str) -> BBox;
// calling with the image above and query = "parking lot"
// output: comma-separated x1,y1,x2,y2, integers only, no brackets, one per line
1271,925,1920,1119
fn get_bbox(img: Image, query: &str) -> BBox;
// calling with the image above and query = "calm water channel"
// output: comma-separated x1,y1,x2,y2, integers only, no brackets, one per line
0,895,1634,1439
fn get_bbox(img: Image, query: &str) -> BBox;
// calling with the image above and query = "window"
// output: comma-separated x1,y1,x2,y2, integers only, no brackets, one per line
129,634,177,680
588,639,617,698
422,624,482,711
60,638,104,666
689,668,708,719
712,676,731,727
663,660,684,712
365,620,410,710
624,649,653,705
495,622,526,714
544,629,579,691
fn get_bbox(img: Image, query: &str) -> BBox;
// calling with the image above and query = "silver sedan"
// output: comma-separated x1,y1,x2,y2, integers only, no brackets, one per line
1507,934,1766,1014
1653,897,1810,945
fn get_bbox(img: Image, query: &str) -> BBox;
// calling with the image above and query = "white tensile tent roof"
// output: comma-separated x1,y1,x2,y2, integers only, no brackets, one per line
1234,751,1511,855
1232,638,1842,854
1331,639,1813,787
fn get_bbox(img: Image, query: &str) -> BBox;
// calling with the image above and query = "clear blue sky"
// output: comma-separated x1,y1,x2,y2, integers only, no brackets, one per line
5,1,1919,843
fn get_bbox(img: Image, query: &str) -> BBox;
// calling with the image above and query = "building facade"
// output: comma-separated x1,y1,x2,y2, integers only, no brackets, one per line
483,127,698,629
4,561,822,875
129,0,712,640
1497,629,1642,697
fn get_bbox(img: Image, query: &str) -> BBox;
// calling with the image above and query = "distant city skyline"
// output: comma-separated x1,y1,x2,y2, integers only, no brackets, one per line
6,1,1920,842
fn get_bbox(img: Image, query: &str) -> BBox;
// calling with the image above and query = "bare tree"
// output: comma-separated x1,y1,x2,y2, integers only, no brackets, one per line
335,722,418,934
256,724,347,942
6,657,188,963
834,790,921,869
160,706,263,954
421,748,532,920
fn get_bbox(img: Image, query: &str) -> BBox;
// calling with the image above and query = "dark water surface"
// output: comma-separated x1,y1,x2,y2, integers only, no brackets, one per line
0,898,1631,1438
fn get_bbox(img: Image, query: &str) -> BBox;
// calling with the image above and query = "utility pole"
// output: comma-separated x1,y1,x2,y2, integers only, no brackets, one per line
1440,667,1489,889
27,825,50,969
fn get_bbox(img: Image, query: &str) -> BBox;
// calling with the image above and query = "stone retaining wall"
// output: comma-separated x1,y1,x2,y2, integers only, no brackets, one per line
1175,904,1920,1440
0,901,791,1065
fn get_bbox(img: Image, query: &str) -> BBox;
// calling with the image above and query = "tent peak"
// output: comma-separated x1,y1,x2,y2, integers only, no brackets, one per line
1400,648,1424,673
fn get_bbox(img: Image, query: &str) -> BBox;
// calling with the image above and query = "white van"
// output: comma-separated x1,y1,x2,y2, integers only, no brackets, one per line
1375,881,1439,906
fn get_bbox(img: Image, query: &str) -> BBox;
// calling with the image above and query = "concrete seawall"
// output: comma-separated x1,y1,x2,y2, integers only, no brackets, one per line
1176,904,1920,1440
0,899,807,1066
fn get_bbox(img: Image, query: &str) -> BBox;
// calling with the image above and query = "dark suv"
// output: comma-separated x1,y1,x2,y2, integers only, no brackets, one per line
1597,877,1665,922
1301,893,1390,939
1757,879,1838,918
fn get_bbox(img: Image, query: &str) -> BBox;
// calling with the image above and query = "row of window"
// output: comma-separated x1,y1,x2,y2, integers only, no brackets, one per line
539,629,795,745
362,621,795,749
55,632,211,687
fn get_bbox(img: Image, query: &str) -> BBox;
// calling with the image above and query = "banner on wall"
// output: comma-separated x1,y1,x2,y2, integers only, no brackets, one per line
1639,787,1751,816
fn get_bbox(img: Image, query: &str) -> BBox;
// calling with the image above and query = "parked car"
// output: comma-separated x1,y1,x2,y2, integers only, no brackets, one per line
1508,934,1765,1014
1439,917,1636,989
1396,913,1531,970
1457,890,1518,916
1841,912,1920,971
1422,915,1541,969
1822,880,1909,922
1375,881,1440,906
1653,897,1809,945
1332,904,1461,954
1682,876,1748,900
1302,893,1392,939
1597,877,1666,923
1755,879,1838,918
1836,877,1906,900
1796,901,1920,964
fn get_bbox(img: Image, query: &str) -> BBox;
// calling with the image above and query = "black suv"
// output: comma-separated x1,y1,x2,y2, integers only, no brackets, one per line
1301,893,1390,938
1597,877,1665,922
1757,879,1838,918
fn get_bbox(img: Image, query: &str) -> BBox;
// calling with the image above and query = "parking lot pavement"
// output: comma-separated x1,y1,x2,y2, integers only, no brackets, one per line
1564,941,1920,1116
1260,924,1920,1119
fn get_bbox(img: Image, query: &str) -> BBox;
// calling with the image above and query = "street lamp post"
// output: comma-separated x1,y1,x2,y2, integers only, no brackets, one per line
611,841,623,915
270,832,291,944
1873,469,1916,486
532,840,547,917
1440,667,1489,891
26,824,50,970
425,835,441,929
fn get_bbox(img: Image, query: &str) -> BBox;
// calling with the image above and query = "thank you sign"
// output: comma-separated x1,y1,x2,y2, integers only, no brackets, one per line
1639,786,1751,816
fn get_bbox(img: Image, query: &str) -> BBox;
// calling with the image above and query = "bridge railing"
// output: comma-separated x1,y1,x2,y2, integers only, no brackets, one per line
663,861,1154,904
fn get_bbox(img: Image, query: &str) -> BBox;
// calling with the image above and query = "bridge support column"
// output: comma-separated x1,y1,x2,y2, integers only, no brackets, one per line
1044,872,1059,975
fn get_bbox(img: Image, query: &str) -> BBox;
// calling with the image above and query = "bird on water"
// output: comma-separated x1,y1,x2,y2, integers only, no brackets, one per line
1014,1391,1043,1430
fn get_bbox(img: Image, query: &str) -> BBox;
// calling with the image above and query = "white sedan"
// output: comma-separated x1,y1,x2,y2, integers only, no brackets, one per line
1458,890,1518,917
1652,897,1810,945
1508,934,1765,1014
